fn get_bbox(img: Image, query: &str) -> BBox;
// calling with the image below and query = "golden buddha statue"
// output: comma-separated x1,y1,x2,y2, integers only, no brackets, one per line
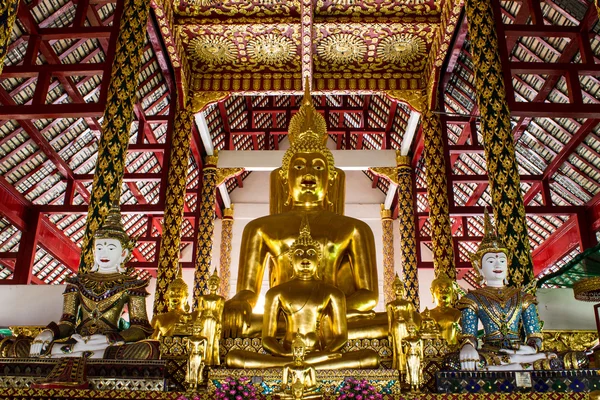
419,308,441,338
279,332,321,400
223,79,383,339
195,269,224,366
386,274,421,371
225,218,379,369
28,203,156,359
151,266,197,339
428,275,461,346
403,323,423,393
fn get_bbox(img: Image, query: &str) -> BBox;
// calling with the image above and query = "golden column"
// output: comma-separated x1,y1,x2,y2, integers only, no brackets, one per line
153,106,194,314
465,0,534,286
0,0,19,75
193,160,242,307
153,93,228,314
219,206,235,298
79,0,150,270
193,152,219,307
396,155,420,309
422,110,456,281
380,205,395,306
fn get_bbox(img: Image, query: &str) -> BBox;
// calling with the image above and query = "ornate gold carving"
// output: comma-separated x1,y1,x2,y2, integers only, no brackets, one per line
216,167,244,187
247,34,295,66
387,89,427,113
219,206,234,298
190,91,229,113
0,0,19,76
316,34,367,65
381,205,395,305
189,35,238,65
542,330,598,353
370,167,400,186
9,326,45,338
422,110,456,280
378,34,426,65
573,277,600,302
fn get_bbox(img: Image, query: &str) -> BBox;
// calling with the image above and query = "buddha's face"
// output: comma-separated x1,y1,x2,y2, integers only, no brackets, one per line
480,251,508,287
432,280,453,307
292,343,306,361
291,244,319,280
94,238,127,273
393,281,404,298
208,278,219,293
167,292,187,312
288,152,329,204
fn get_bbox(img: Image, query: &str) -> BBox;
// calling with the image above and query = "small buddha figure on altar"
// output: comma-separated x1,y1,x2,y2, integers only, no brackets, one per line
279,332,321,400
225,218,379,369
223,80,383,339
187,324,207,391
404,323,423,393
195,269,225,366
428,275,461,346
387,274,421,371
29,203,155,359
419,308,441,338
151,266,197,339
454,209,584,371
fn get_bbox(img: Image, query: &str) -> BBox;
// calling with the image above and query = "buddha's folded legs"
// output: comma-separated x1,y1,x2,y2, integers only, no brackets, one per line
226,349,379,370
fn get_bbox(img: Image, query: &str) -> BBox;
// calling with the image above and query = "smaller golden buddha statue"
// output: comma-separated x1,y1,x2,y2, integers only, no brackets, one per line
187,324,207,391
419,308,441,339
151,266,197,339
225,218,379,370
428,276,461,346
403,323,423,393
27,203,155,359
386,274,421,371
279,332,321,400
195,269,225,366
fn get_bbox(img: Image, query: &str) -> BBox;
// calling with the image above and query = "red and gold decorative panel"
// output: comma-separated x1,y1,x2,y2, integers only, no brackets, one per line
174,0,300,19
315,0,441,18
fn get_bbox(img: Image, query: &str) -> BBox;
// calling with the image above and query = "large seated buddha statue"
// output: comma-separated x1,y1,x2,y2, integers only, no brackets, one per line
25,203,156,359
446,210,587,371
225,218,380,369
223,80,385,339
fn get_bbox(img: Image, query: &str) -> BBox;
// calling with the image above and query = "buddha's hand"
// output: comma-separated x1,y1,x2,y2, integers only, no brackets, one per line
459,344,480,371
304,351,342,364
346,309,376,321
499,345,537,355
222,299,252,338
30,330,54,357
72,334,118,354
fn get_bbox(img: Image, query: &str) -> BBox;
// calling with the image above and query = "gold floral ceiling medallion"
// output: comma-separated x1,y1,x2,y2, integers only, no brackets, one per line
247,34,295,66
316,34,367,65
190,35,238,65
378,34,426,65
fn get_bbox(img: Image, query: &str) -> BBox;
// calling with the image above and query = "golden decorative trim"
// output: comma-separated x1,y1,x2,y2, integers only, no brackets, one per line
386,89,427,113
216,167,244,187
542,330,598,353
9,326,45,338
370,167,400,186
190,91,230,113
573,277,600,302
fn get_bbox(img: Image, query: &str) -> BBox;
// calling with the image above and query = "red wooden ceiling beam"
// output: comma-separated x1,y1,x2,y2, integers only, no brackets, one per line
0,103,104,119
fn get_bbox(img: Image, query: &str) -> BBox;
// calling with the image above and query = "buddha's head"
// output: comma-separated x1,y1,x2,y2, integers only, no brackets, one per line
392,273,405,299
280,79,336,206
430,275,455,308
166,266,189,312
407,322,418,337
469,209,509,287
92,203,134,274
208,269,220,294
291,331,307,362
288,216,321,280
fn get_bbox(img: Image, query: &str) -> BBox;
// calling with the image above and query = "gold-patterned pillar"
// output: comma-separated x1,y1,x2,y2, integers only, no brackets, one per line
193,153,219,308
219,206,234,298
153,106,194,314
0,0,19,76
422,110,456,281
79,0,150,271
396,155,420,309
380,205,395,306
465,0,534,286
